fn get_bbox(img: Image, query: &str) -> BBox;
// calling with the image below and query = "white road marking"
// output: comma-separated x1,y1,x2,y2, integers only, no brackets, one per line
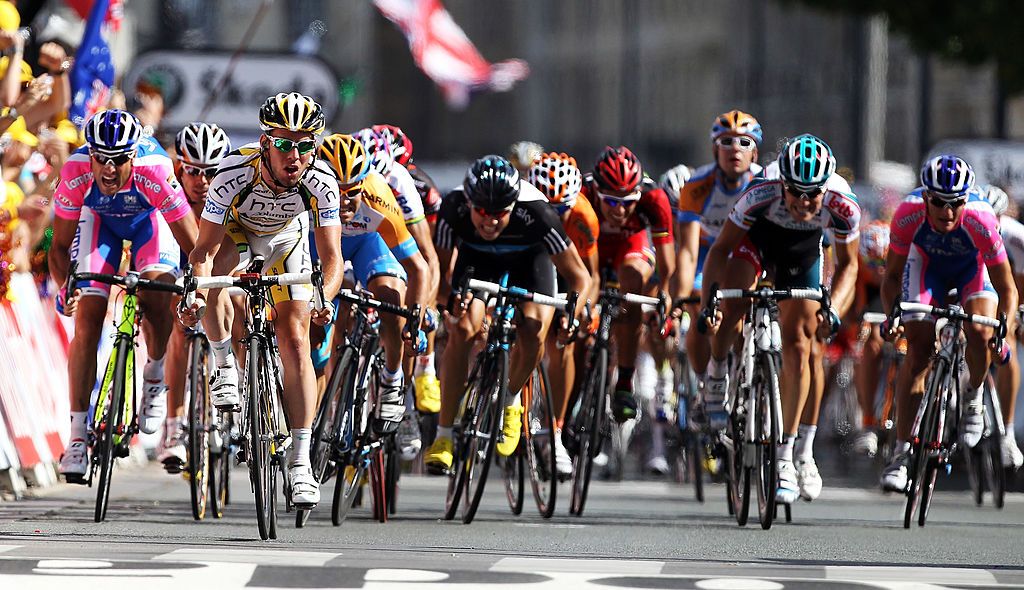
826,566,998,585
696,580,784,590
152,548,340,567
0,544,21,554
364,568,449,582
491,556,665,574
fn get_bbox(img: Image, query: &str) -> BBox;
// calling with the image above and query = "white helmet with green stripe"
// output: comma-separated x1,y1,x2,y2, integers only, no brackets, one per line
778,134,836,193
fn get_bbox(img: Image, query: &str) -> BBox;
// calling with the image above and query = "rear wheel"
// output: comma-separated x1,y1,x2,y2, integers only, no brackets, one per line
369,448,388,523
187,336,212,521
729,389,750,527
445,361,483,521
905,373,941,528
501,451,524,515
570,347,607,516
332,362,368,527
525,365,557,518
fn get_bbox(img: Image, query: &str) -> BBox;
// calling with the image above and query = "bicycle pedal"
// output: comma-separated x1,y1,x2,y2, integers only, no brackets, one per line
215,402,242,413
235,448,247,464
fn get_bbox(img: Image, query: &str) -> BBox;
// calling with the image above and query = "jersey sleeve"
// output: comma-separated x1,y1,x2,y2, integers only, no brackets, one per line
53,156,91,220
1001,217,1024,271
963,205,1008,266
570,196,600,258
305,161,341,228
387,165,426,225
675,173,712,223
532,200,571,256
434,191,462,250
887,198,924,256
728,181,778,230
201,159,242,225
141,158,192,223
643,188,674,245
823,191,861,243
364,177,415,253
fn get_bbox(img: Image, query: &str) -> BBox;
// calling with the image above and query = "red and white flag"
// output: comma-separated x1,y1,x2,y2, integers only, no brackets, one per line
373,0,529,109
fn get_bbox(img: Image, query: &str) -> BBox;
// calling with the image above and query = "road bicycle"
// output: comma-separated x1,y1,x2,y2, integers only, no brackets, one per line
501,363,558,518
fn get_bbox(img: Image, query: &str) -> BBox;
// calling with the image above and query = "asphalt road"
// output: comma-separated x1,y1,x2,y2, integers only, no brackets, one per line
1,454,1024,589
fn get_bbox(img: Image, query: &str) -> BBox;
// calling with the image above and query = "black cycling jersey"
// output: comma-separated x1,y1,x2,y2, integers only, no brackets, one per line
408,164,441,216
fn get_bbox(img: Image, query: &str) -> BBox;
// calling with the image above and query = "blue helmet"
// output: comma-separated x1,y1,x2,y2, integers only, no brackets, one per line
778,134,836,192
920,155,975,199
84,109,143,156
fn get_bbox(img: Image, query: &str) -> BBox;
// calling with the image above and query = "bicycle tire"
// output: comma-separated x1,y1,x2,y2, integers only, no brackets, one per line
501,452,524,515
187,335,212,521
210,410,233,518
94,338,130,523
905,361,943,528
444,359,484,521
247,338,274,540
984,381,1006,509
677,351,705,503
756,354,780,530
385,438,400,515
687,433,705,503
569,346,608,516
525,365,557,518
462,350,509,524
331,356,367,527
730,389,751,527
301,347,354,528
369,448,388,523
966,443,984,506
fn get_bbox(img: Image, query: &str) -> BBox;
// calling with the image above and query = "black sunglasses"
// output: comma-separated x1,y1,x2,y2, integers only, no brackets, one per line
91,151,132,166
785,182,823,199
928,196,967,209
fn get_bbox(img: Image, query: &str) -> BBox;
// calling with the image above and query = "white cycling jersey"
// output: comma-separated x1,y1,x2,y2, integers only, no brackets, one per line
386,162,426,225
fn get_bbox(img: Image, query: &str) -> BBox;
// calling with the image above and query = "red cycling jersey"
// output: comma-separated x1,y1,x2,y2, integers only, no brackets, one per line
583,180,673,269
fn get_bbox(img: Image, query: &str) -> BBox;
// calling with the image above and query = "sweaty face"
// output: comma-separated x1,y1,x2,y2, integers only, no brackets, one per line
262,129,316,188
89,151,134,196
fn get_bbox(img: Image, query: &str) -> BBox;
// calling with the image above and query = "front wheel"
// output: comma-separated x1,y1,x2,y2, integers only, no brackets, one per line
756,354,780,530
462,352,509,524
94,338,131,523
524,365,557,518
569,347,608,516
187,336,213,521
247,338,275,540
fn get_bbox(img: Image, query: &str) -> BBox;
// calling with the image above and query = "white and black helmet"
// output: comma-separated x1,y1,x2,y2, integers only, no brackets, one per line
175,123,231,167
980,183,1010,217
659,164,691,208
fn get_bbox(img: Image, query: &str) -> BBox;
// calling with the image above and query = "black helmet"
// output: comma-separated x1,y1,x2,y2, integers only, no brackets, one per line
464,155,520,211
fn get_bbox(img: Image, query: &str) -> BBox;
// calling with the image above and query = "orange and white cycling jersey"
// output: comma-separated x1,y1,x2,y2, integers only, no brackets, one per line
674,162,762,247
563,195,600,258
344,172,418,257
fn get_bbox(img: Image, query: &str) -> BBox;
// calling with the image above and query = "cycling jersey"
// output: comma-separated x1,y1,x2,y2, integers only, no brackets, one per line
55,137,189,295
343,172,418,260
408,163,442,217
436,180,569,296
675,162,763,246
202,143,341,236
563,195,600,259
1000,214,1024,270
386,162,426,226
890,189,1005,319
584,180,673,270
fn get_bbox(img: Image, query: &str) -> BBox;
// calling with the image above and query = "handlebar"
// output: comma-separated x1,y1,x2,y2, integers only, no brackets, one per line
71,267,183,295
897,302,1004,329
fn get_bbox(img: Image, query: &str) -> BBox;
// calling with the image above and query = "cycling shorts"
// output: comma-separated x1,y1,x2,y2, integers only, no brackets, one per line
227,214,312,304
901,249,996,322
70,207,180,297
341,232,407,288
598,230,655,271
732,235,823,290
692,243,710,292
453,245,557,298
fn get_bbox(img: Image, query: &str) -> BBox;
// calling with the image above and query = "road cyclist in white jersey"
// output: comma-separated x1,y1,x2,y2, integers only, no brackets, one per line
178,92,344,509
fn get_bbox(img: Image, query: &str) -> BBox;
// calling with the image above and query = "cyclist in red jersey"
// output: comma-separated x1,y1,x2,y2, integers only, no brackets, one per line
584,146,675,422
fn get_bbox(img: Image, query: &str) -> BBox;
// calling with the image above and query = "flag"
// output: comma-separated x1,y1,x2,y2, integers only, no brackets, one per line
64,0,124,32
372,0,529,109
69,0,114,127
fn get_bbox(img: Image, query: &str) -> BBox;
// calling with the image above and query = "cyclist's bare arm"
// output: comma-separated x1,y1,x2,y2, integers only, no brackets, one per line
671,220,701,302
48,215,78,289
654,239,676,295
830,237,859,317
990,259,1019,333
408,220,440,302
551,244,590,329
880,249,908,318
312,224,344,300
436,243,455,304
700,219,746,306
166,213,199,258
400,249,430,310
582,247,600,304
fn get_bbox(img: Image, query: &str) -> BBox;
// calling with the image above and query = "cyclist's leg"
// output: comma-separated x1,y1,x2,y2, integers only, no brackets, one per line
500,300,556,457
159,312,189,470
961,275,998,447
200,232,241,408
611,243,655,421
996,338,1022,466
776,296,819,503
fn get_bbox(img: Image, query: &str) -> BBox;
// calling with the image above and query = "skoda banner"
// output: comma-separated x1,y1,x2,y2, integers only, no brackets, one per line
123,51,339,132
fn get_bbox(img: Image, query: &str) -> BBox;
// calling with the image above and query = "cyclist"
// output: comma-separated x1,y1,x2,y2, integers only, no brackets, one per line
879,156,1018,492
670,110,763,430
849,219,890,457
508,140,544,176
980,184,1023,468
423,155,590,474
50,109,200,482
159,122,232,472
701,134,861,505
318,133,430,433
528,152,601,477
179,93,343,508
584,146,676,423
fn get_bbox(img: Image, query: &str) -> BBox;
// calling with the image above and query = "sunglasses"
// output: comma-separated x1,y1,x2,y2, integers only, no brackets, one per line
183,165,217,179
91,151,133,166
928,195,967,210
597,189,641,208
715,135,756,151
269,137,317,155
339,185,365,204
472,205,513,219
784,183,824,200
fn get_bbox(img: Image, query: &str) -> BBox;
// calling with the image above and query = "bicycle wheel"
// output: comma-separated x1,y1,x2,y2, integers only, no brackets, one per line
94,338,130,523
331,361,367,526
369,448,388,523
685,432,705,503
445,359,484,521
501,451,524,515
569,347,608,516
965,440,985,506
247,338,274,540
384,438,400,516
904,363,943,529
729,388,751,527
462,351,509,524
525,365,557,518
300,347,353,528
209,410,232,519
756,354,780,530
983,382,1006,509
187,335,213,521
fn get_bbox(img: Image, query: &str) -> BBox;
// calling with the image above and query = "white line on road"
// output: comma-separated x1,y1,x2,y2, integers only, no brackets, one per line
152,548,341,567
825,565,998,585
0,545,20,554
491,556,665,574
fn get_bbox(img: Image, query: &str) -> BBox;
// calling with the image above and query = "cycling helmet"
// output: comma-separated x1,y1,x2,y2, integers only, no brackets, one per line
354,128,394,177
84,109,143,156
659,164,691,207
593,146,643,192
464,155,520,211
258,92,325,135
318,133,371,185
175,123,231,167
529,152,583,209
920,155,975,199
980,183,1010,217
372,124,413,167
859,220,890,271
777,134,836,193
710,110,763,144
508,141,544,172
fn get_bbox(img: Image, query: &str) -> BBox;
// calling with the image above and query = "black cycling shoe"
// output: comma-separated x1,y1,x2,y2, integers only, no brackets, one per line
611,389,638,423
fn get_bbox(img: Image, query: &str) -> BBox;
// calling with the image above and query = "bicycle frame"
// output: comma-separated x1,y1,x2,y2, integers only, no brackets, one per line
93,288,140,452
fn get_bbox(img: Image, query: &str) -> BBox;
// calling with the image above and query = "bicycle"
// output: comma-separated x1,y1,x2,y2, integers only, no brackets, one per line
704,282,827,530
890,301,1007,528
182,255,325,540
444,270,576,524
305,287,421,528
861,311,906,465
564,286,663,517
964,373,1006,509
501,363,558,518
64,262,183,523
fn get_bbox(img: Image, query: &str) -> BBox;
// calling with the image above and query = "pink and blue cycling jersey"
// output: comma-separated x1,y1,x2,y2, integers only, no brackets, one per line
54,137,190,294
889,188,1006,310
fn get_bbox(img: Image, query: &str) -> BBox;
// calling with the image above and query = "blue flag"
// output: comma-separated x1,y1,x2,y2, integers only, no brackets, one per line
69,0,114,128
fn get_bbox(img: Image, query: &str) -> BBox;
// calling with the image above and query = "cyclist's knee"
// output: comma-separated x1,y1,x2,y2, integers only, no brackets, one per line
369,275,405,306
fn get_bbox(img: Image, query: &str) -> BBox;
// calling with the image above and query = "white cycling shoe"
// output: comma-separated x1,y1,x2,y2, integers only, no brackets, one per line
880,452,910,493
139,380,167,435
59,440,89,484
210,365,240,411
797,459,822,501
961,395,984,448
554,430,573,480
1002,436,1024,470
290,464,320,508
775,460,800,505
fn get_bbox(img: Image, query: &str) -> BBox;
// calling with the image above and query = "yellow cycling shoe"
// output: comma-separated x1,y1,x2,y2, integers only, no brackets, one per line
414,373,441,414
424,436,453,475
496,404,524,457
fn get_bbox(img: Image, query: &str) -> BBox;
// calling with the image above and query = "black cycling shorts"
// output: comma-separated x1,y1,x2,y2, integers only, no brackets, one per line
453,245,557,298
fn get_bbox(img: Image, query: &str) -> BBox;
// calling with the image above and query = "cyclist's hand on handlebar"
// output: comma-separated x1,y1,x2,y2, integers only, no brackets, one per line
556,312,581,348
56,287,80,317
177,296,206,328
991,336,1012,365
816,306,841,341
309,300,335,327
403,328,428,356
698,306,722,335
448,289,474,322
